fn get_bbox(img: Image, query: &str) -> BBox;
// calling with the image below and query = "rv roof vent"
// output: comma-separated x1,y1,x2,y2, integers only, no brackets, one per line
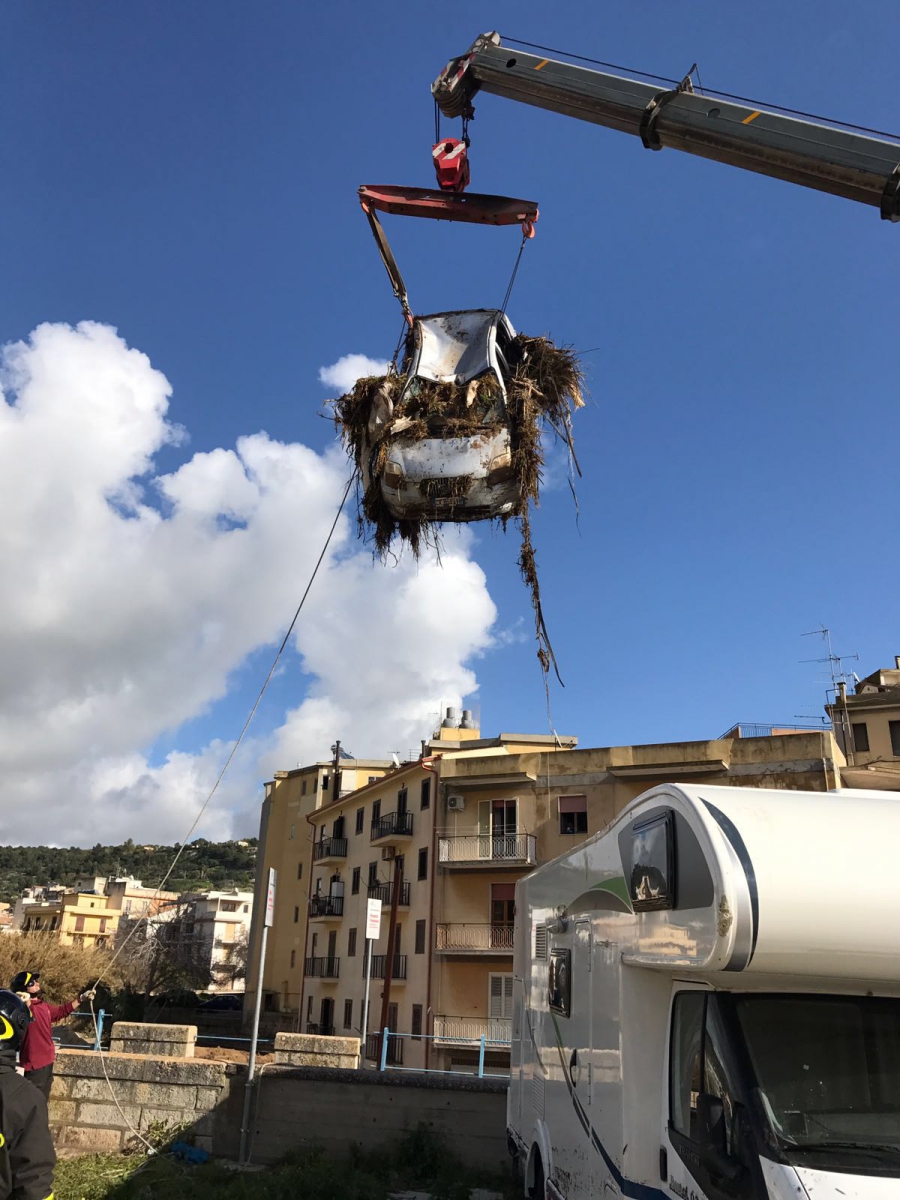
534,925,548,959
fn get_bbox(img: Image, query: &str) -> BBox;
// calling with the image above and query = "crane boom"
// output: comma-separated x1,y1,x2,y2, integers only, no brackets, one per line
433,33,900,220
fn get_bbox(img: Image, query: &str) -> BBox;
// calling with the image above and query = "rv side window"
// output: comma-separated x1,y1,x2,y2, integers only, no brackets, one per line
548,949,571,1017
670,993,741,1157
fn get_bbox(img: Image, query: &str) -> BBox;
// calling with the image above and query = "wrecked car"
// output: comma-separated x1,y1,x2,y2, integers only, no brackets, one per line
360,309,520,522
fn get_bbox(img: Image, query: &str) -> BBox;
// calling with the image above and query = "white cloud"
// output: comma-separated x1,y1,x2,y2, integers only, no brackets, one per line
0,323,497,847
318,353,390,395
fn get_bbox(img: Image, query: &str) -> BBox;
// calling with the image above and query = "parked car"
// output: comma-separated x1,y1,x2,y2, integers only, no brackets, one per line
196,994,242,1012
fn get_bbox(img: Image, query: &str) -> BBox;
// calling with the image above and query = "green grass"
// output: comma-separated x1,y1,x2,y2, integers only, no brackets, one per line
54,1126,518,1200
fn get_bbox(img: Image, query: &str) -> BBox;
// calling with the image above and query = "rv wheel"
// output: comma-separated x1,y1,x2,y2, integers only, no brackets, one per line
529,1153,544,1199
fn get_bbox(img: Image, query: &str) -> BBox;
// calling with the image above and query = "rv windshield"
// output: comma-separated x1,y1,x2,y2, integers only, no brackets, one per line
733,995,900,1167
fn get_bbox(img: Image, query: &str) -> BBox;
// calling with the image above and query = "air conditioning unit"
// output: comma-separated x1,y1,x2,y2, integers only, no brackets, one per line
447,795,465,811
381,846,396,861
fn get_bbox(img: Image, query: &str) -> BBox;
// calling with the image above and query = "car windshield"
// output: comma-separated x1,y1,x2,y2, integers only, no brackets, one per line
733,995,900,1159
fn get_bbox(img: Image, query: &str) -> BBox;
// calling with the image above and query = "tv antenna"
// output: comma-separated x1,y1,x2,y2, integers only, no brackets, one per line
800,625,859,760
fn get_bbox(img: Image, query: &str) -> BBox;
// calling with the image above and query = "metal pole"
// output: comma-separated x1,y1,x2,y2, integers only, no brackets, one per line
360,938,372,1069
239,867,275,1164
380,1026,389,1072
238,922,267,1163
477,1034,486,1078
94,1010,105,1052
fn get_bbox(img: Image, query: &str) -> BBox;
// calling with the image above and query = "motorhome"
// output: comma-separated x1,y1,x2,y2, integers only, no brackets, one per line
508,783,900,1200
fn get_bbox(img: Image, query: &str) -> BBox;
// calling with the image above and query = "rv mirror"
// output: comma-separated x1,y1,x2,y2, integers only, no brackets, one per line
696,1093,743,1182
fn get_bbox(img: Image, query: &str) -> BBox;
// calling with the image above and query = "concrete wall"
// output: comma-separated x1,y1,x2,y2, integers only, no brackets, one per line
50,1046,507,1168
50,1048,233,1154
238,1065,508,1171
110,1022,196,1058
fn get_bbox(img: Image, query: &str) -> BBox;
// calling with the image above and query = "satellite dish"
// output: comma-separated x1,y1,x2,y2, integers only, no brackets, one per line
391,753,401,768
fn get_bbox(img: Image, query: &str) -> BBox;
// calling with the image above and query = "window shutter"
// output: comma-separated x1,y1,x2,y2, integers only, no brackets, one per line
489,974,503,1018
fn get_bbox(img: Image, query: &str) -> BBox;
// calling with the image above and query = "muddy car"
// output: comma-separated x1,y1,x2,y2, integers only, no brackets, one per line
363,309,522,522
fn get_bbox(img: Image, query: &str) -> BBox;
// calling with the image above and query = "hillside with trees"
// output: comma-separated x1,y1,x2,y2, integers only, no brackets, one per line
0,837,257,904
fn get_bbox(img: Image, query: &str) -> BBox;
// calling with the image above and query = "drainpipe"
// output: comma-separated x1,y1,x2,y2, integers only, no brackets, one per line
424,756,441,1070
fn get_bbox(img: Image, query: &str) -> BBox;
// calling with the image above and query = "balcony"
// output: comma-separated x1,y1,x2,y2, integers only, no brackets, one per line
364,953,408,982
371,810,414,843
308,894,344,920
313,837,348,863
304,956,340,979
434,923,514,954
367,881,411,907
433,1015,512,1048
307,1022,335,1036
365,1031,404,1065
437,833,536,868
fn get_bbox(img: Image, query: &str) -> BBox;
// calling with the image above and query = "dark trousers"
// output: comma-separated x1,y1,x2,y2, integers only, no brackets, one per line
25,1065,53,1099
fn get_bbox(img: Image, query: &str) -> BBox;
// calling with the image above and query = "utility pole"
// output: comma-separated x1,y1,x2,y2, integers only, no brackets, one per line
377,855,404,1063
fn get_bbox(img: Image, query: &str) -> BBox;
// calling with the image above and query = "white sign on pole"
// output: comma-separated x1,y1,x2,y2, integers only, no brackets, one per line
264,868,277,927
366,897,382,940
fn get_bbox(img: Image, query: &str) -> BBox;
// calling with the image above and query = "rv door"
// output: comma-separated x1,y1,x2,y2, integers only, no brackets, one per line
663,985,757,1200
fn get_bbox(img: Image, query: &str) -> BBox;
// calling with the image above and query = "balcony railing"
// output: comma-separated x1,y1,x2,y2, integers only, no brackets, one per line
435,923,514,952
308,894,344,919
433,1015,512,1046
364,953,408,981
371,810,414,841
304,956,340,979
307,1022,335,1036
367,881,411,906
313,837,348,861
437,833,536,867
365,1031,404,1065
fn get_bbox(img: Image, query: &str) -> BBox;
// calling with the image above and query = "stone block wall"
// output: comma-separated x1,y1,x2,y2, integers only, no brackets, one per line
109,1022,197,1058
273,1032,360,1069
51,1049,233,1154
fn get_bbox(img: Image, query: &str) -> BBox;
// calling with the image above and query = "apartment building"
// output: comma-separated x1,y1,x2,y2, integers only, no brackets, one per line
14,876,179,950
244,756,397,1017
295,720,845,1073
184,888,254,992
826,654,900,789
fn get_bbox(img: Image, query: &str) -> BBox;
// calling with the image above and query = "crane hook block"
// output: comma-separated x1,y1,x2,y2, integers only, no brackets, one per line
433,138,471,192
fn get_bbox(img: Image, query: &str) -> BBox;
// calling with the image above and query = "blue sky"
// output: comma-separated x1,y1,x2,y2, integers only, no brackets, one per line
1,2,897,841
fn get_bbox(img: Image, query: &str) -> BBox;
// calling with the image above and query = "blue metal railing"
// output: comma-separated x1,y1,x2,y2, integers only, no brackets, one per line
52,1009,106,1052
370,1026,510,1080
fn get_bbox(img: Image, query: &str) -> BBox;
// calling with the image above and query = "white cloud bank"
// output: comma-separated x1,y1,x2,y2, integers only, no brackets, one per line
0,323,496,846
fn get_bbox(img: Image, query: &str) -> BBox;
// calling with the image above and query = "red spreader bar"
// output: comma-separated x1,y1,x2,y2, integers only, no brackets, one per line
359,185,539,236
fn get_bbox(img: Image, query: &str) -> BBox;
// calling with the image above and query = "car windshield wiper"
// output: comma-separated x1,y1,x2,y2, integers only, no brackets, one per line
786,1140,900,1157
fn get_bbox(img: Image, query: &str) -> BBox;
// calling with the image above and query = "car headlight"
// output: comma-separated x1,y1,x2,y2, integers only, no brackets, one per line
486,453,514,487
383,461,403,487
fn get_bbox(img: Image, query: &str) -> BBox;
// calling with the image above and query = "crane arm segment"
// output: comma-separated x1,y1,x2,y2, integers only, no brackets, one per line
433,33,900,220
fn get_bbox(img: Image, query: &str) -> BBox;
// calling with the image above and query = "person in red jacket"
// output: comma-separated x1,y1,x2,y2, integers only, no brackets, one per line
10,972,94,1099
